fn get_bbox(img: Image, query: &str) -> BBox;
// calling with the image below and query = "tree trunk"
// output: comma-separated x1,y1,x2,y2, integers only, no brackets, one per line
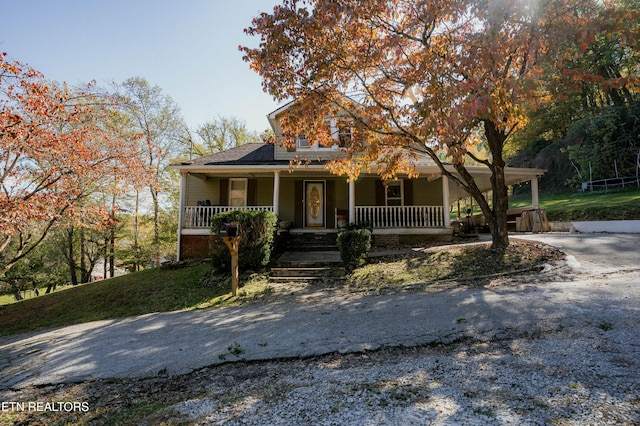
484,121,510,251
79,228,91,283
489,162,510,251
103,236,108,280
67,227,79,286
133,190,141,272
67,226,78,285
109,227,115,278
151,184,161,267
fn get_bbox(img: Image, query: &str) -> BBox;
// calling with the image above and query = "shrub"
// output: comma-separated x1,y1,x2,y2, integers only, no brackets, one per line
210,210,278,273
337,229,371,271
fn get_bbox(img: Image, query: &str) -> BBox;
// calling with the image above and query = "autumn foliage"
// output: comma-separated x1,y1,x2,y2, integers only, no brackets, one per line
0,54,149,275
242,0,639,249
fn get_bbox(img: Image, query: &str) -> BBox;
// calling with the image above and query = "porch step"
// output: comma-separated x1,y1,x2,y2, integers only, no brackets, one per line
271,267,346,278
270,250,345,284
286,232,338,251
269,267,346,284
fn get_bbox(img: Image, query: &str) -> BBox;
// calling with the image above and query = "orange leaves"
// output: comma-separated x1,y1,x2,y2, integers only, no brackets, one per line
1,56,149,238
244,0,637,179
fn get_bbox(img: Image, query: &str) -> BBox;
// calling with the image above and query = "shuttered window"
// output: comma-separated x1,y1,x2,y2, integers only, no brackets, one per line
229,178,247,206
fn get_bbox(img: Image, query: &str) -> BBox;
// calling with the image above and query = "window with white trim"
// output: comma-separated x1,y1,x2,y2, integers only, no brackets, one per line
297,133,310,148
229,178,247,206
385,180,403,206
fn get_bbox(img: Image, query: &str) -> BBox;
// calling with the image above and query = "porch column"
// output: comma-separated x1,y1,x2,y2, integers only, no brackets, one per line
273,170,280,217
177,172,188,260
531,176,539,208
348,179,356,224
442,176,451,227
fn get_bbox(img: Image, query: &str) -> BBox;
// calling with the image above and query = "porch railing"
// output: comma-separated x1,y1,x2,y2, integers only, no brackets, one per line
182,206,274,229
355,206,445,228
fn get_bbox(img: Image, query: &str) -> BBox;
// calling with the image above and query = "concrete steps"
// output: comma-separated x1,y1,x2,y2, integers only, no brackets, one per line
270,266,346,284
269,250,345,284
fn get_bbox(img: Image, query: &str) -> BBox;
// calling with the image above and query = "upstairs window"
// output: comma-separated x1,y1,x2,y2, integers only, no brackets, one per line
297,133,310,148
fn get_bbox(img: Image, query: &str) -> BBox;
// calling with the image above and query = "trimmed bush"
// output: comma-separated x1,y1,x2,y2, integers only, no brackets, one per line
210,210,278,273
337,229,371,271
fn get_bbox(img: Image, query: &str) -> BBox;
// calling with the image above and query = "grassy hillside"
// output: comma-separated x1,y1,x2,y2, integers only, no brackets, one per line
510,188,640,221
0,264,271,337
0,241,563,338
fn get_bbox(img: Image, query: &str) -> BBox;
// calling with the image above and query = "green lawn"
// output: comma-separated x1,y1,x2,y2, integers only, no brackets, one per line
509,188,640,221
0,264,270,337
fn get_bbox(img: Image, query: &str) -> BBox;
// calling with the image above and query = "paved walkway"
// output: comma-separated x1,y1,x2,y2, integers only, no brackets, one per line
1,234,639,390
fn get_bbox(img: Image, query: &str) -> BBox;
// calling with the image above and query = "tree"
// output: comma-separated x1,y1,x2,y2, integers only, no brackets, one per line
509,1,640,186
0,54,146,276
192,115,261,156
0,239,67,300
115,77,185,266
242,0,639,250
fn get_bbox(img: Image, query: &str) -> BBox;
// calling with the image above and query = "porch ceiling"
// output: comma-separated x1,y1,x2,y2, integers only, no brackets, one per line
444,165,546,202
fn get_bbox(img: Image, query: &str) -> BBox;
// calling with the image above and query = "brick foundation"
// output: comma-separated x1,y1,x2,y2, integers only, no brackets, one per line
373,234,400,247
180,235,212,260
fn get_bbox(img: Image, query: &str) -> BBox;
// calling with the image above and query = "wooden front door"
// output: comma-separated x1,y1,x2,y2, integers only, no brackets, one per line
304,181,325,228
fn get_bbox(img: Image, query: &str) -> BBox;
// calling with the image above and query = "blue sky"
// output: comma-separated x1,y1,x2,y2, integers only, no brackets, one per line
1,0,282,132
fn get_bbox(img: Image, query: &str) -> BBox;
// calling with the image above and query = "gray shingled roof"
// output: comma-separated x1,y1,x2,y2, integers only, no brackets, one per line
180,143,290,166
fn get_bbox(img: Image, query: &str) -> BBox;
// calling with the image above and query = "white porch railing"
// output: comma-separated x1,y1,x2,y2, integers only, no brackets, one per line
183,206,274,229
355,206,445,228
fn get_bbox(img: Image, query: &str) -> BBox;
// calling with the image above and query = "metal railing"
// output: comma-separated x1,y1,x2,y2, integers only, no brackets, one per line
582,176,640,192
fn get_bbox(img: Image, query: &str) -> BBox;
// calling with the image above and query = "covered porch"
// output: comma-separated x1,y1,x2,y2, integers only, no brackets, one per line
178,168,453,232
176,164,544,259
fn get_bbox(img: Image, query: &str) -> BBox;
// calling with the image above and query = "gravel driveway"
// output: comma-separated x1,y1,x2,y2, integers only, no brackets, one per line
1,233,639,425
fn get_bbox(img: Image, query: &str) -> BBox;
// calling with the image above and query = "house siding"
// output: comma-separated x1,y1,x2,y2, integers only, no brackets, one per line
185,175,275,207
354,177,443,206
186,175,219,205
256,178,273,206
355,178,377,205
271,108,353,162
413,178,444,205
278,178,297,224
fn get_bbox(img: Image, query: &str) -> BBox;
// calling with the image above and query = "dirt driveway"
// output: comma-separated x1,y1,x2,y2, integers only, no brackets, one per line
1,233,639,425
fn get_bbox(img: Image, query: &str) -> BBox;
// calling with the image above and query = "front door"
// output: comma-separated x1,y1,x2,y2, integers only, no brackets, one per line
304,181,325,228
